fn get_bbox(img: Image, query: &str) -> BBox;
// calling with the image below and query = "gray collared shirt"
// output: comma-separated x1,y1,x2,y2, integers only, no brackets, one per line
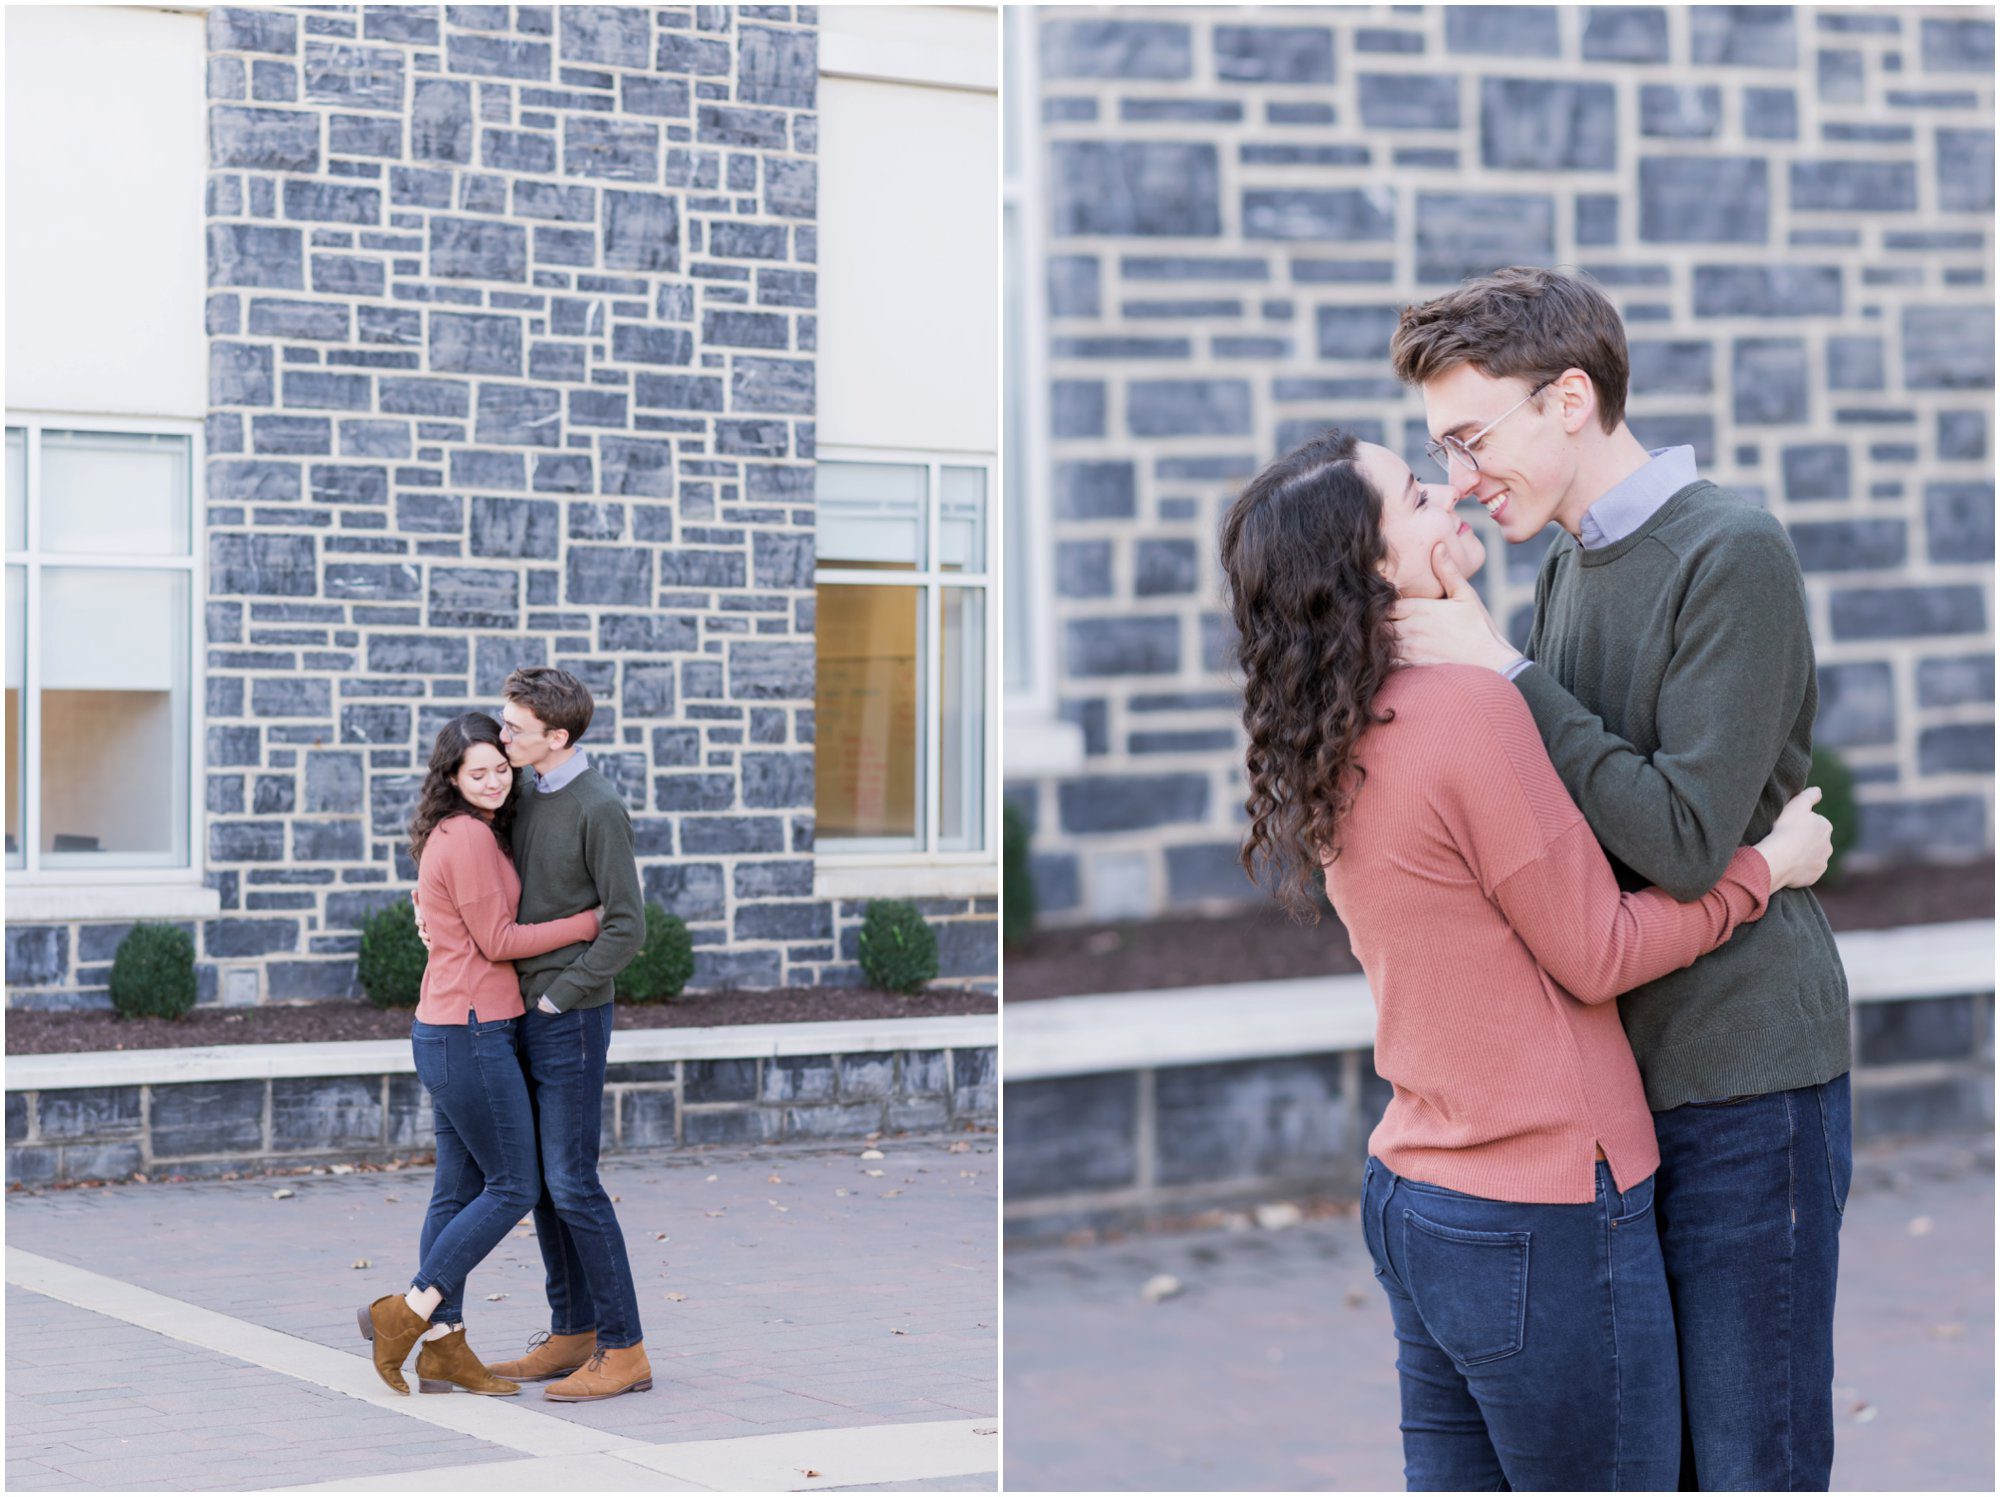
533,748,591,795
1502,445,1702,680
1578,445,1701,550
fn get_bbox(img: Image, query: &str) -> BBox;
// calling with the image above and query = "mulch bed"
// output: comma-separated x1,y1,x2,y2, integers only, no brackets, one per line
5,986,997,1056
1004,858,1994,1004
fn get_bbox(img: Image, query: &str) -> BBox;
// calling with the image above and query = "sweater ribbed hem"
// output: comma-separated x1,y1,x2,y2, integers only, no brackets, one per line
1638,1011,1853,1112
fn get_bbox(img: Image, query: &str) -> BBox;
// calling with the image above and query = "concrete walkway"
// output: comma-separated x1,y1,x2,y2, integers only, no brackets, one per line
1004,1131,1993,1492
7,1133,998,1492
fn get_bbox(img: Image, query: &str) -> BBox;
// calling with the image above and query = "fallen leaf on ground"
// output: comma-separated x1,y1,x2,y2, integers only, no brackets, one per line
891,1328,908,1336
864,1169,885,1178
860,1149,885,1161
948,1141,971,1153
1141,1274,1183,1304
331,1164,355,1176
704,1209,725,1218
768,1174,784,1184
384,1195,398,1203
1853,1403,1878,1423
666,1292,687,1302
800,1470,821,1479
485,1293,507,1301
352,1259,371,1270
273,1189,295,1200
654,1232,668,1241
1344,1289,1367,1309
883,1189,903,1197
835,1188,853,1197
705,1174,718,1182
1254,1202,1302,1231
1931,1322,1967,1340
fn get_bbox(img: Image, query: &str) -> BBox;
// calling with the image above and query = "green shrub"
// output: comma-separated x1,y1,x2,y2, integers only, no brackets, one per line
109,923,198,1020
1811,745,1860,888
857,899,939,995
1002,801,1036,950
617,903,696,1001
357,898,427,1009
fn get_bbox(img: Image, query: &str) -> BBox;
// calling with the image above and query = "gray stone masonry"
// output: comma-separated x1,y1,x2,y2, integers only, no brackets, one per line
1003,991,1991,1234
9,4,999,1006
1019,5,1995,924
5,1042,997,1185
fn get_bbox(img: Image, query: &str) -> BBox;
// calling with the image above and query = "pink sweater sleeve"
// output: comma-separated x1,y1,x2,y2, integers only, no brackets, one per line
434,820,599,963
1445,671,1772,1004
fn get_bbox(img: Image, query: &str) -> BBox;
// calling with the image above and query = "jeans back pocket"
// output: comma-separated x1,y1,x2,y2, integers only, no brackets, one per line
1401,1209,1531,1366
411,1033,449,1095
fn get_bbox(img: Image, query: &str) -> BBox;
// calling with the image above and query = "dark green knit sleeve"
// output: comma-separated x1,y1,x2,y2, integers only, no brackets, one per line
540,787,645,1012
1512,521,1815,902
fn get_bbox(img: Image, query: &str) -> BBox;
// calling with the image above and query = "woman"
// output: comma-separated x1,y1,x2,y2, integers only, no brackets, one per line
358,713,599,1396
1218,431,1832,1491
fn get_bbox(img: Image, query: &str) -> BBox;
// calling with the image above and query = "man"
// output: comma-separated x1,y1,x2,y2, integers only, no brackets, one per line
1387,266,1851,1491
424,666,650,1400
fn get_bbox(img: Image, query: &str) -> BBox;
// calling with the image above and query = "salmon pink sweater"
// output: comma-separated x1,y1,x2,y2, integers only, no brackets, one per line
415,814,599,1026
1322,666,1772,1203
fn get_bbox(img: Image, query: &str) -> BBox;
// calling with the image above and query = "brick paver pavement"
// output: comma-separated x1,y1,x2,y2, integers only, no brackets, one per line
7,1132,997,1491
1004,1131,1993,1493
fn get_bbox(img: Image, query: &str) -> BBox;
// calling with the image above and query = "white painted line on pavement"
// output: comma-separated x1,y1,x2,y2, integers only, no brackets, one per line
10,1248,1000,1494
276,1420,1000,1493
616,1418,999,1492
6,1248,645,1460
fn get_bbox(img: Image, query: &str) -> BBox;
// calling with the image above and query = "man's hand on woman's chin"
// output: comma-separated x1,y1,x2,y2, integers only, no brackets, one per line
1389,543,1523,673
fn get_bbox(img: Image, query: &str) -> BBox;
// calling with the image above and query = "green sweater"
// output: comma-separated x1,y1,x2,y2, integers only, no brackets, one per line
1514,480,1850,1110
508,765,645,1012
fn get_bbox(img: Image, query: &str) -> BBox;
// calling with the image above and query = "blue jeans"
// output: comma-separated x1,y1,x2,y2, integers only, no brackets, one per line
516,1001,643,1350
411,1012,539,1324
1653,1072,1850,1491
1361,1157,1681,1491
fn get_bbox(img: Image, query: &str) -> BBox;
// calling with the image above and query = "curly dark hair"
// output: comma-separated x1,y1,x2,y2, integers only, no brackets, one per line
1219,429,1403,924
408,712,520,870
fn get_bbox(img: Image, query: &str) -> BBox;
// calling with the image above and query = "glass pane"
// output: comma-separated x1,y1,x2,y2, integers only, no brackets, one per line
940,466,987,574
814,582,923,847
41,430,192,556
5,428,24,551
6,565,22,869
817,461,926,571
939,587,986,853
40,568,190,865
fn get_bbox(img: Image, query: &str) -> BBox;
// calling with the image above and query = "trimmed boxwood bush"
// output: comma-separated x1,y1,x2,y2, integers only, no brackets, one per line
357,898,427,1009
1002,801,1036,950
109,923,198,1020
617,903,696,1002
857,899,939,995
1811,745,1860,888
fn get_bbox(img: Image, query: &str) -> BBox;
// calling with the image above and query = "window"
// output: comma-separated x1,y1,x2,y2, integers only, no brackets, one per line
5,419,200,877
1001,6,1084,774
815,450,992,857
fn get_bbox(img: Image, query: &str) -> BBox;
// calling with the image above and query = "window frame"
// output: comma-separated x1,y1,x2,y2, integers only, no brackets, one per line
4,410,208,894
813,441,997,873
1001,5,1085,775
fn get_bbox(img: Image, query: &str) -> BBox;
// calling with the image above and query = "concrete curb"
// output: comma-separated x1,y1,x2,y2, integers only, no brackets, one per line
1005,921,1994,1080
6,1013,999,1092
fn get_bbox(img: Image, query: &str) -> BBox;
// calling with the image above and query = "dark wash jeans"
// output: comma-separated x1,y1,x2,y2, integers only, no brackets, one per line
516,1001,643,1350
1653,1071,1851,1492
1361,1157,1681,1491
411,1011,539,1324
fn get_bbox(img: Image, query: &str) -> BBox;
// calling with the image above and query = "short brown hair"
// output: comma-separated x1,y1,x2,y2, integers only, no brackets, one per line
503,666,594,745
1390,266,1629,434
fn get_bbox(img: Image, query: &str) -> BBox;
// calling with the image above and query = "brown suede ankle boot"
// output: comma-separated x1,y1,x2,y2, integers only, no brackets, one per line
544,1342,652,1402
486,1329,597,1382
415,1327,520,1396
356,1294,431,1395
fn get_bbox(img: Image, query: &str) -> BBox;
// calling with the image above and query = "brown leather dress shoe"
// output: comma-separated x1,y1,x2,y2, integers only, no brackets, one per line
415,1327,521,1396
486,1328,597,1382
543,1342,653,1402
356,1294,431,1395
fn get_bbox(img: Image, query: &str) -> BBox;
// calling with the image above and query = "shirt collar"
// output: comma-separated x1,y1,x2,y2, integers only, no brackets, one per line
1577,446,1700,549
533,748,590,795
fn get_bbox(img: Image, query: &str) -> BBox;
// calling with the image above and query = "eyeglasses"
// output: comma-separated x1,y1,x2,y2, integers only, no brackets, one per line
1424,377,1557,481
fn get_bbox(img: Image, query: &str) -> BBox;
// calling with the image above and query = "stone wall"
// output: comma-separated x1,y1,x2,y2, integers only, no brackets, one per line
7,4,998,1006
6,1041,999,1185
1005,989,1993,1237
1014,4,1995,925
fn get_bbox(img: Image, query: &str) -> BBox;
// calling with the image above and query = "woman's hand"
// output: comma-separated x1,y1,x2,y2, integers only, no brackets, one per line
1754,787,1834,891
